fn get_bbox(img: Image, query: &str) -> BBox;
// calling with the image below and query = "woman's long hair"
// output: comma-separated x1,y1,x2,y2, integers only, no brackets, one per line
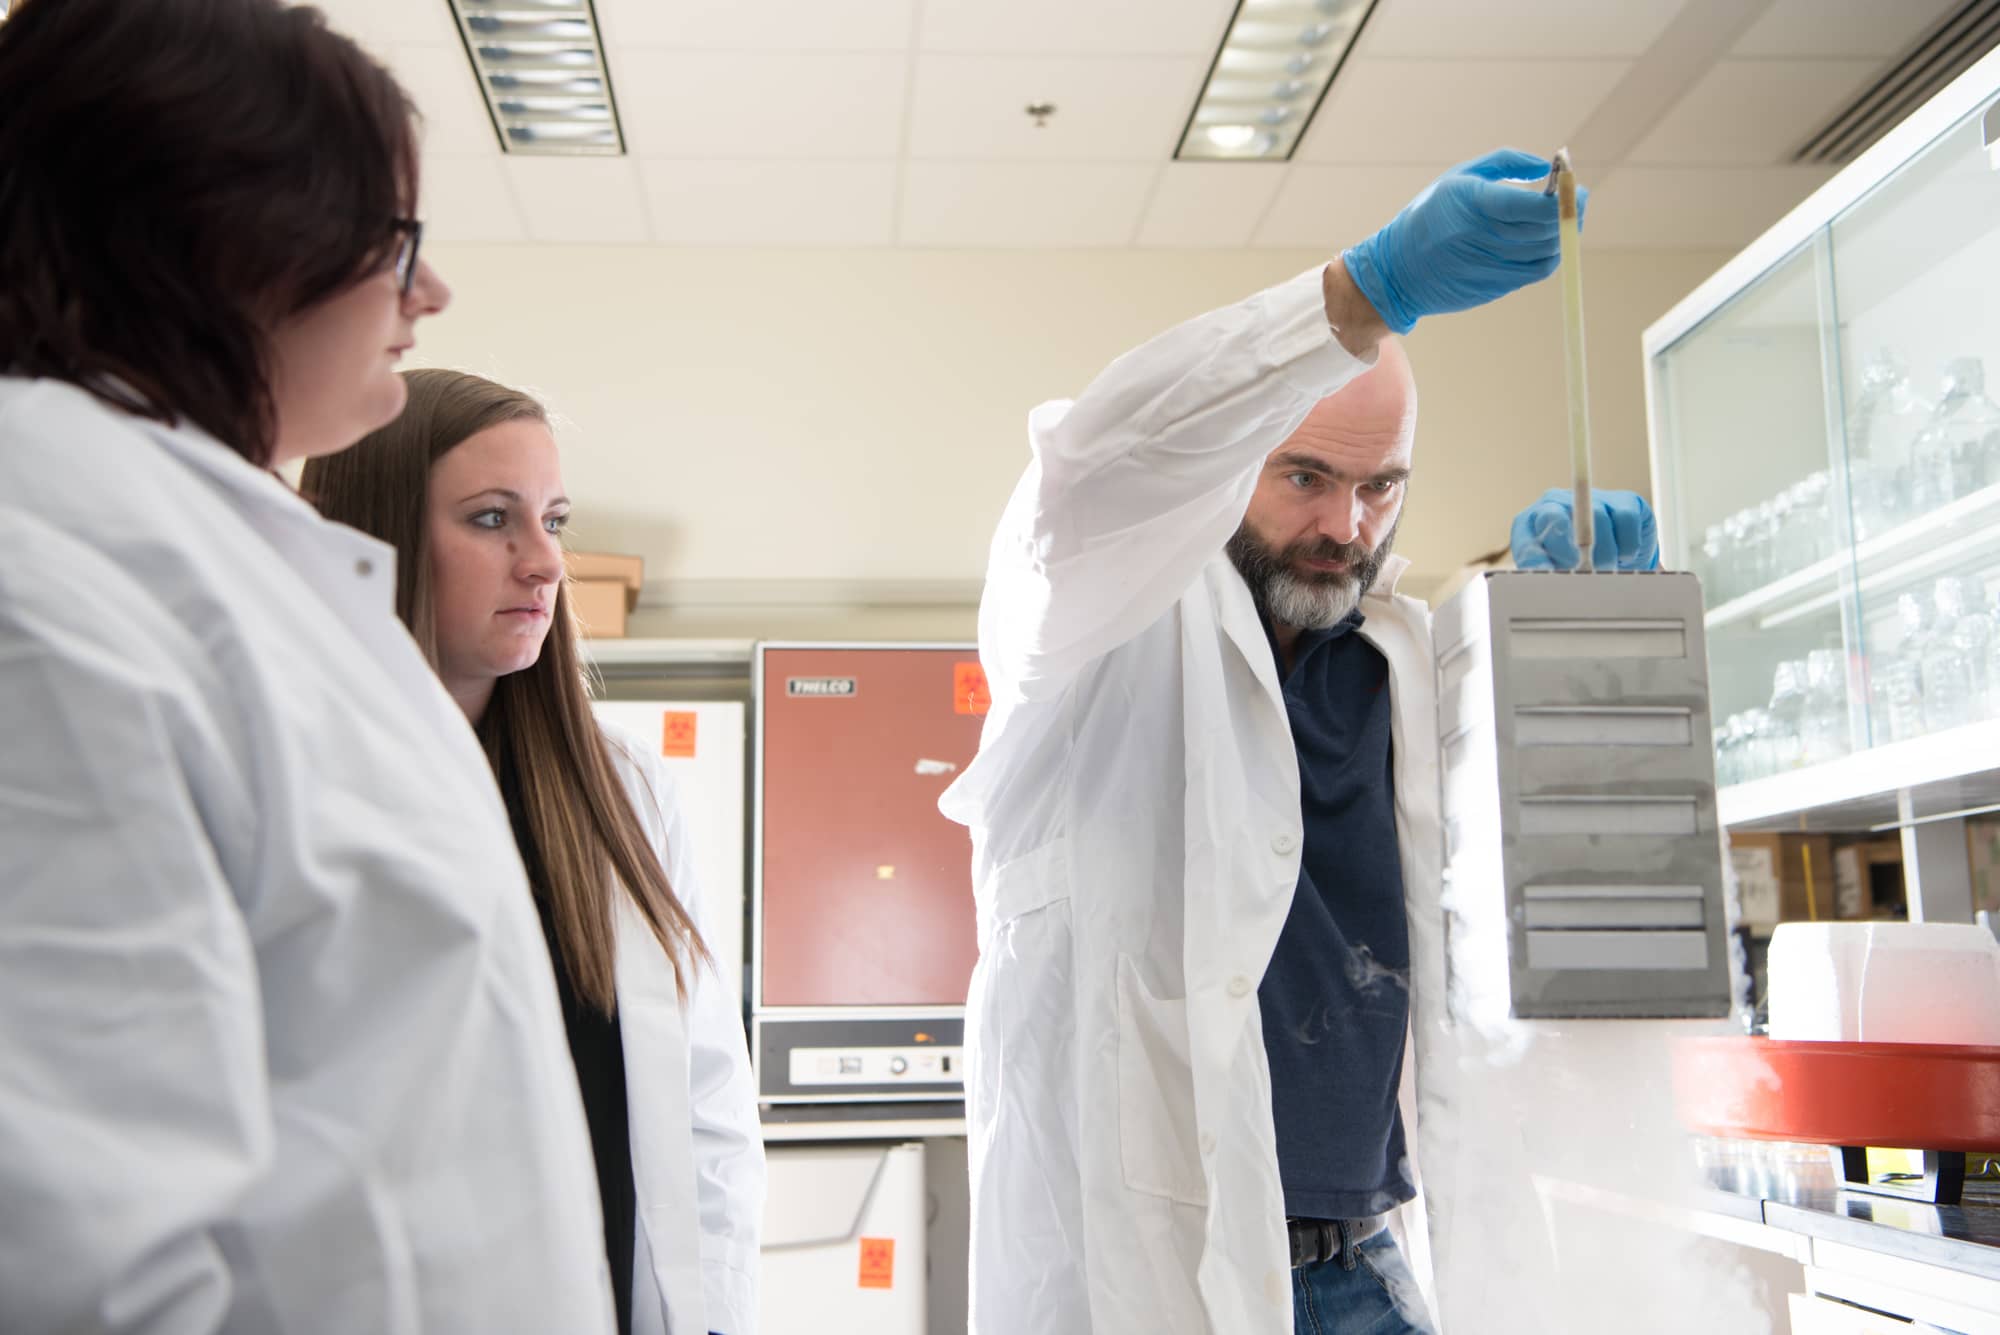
304,368,707,1011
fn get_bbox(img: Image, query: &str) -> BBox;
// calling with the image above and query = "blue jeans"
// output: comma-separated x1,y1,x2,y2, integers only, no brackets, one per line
1291,1231,1435,1335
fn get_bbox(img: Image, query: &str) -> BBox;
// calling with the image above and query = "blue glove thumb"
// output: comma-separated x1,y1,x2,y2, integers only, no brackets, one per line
1511,488,1660,572
1458,147,1556,181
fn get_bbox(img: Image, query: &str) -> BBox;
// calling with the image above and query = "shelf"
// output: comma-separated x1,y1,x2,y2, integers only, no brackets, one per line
1705,481,2000,633
580,636,754,668
760,1117,966,1143
1720,717,2000,831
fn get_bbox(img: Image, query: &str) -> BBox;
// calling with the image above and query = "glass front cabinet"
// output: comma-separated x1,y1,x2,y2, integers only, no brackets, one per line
1646,46,2000,843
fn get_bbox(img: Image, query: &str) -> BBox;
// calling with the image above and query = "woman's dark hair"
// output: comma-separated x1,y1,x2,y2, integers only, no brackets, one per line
0,0,419,466
304,370,711,1012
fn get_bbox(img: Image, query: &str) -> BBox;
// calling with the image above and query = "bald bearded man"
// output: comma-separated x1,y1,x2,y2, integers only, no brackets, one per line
941,149,1658,1335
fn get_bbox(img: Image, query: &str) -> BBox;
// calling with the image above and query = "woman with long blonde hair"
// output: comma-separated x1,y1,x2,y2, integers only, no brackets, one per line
306,369,764,1335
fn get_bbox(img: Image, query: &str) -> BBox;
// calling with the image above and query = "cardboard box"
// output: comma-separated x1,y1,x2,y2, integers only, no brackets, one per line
564,550,642,639
1728,832,1835,926
1970,816,2000,916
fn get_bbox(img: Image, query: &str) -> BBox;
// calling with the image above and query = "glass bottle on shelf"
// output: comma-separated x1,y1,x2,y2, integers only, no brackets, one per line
1911,358,2000,510
1740,708,1778,782
1846,350,1934,541
1920,582,1973,734
1937,576,1994,721
1767,660,1809,771
1988,587,2000,719
1699,524,1730,603
1722,513,1753,600
1802,647,1849,765
1880,592,1931,742
1776,472,1833,572
1869,659,1896,747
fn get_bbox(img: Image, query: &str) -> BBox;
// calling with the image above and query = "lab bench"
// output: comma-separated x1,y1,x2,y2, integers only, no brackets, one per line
1539,1171,2000,1332
1712,1174,2000,1332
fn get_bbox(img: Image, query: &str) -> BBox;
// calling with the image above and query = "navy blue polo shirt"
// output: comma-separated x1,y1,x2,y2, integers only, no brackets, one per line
1258,608,1414,1222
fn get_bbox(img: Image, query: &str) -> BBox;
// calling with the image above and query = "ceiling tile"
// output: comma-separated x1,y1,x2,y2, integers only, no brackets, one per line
917,0,1232,57
1253,164,1436,249
316,0,458,56
1356,0,1686,59
1732,0,1959,58
506,158,653,244
1628,58,1881,164
900,163,1160,245
1586,165,1838,247
639,160,898,244
596,0,915,50
1137,163,1289,247
385,44,497,157
420,154,528,243
908,55,1205,160
612,50,908,158
1297,60,1626,165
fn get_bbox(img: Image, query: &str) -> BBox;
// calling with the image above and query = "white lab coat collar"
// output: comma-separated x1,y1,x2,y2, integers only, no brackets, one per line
1215,559,1286,720
1373,552,1412,598
124,410,400,590
1213,549,1418,721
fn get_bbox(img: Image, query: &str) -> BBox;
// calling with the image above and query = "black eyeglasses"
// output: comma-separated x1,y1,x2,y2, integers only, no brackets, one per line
389,217,423,297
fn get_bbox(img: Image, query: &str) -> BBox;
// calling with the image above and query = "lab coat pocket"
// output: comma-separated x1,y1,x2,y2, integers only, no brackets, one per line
979,838,1070,944
1115,954,1209,1208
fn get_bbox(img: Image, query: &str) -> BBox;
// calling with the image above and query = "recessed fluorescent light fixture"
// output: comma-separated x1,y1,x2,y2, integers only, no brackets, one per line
447,0,625,155
1175,0,1381,161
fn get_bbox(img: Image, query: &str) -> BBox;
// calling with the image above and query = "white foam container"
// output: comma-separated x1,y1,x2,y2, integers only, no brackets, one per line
1767,921,2000,1045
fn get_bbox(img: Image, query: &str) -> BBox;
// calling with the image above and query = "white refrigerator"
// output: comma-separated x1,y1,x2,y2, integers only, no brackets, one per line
590,698,748,1018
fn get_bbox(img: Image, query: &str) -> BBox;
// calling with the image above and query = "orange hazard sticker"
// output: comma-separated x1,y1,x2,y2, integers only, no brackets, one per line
858,1236,895,1290
953,661,990,716
660,711,698,759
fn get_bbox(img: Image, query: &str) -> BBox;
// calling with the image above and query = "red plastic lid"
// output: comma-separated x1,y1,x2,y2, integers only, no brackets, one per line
1671,1036,2000,1152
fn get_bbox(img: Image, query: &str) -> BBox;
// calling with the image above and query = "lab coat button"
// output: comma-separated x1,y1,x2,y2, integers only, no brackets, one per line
1271,831,1298,855
1227,975,1253,999
1200,1132,1217,1156
355,558,374,578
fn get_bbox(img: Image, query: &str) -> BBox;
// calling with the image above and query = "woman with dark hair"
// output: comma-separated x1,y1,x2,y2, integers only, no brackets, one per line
0,3,616,1331
306,368,766,1335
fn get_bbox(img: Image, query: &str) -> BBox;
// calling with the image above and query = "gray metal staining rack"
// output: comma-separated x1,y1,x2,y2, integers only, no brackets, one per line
1435,571,1733,1019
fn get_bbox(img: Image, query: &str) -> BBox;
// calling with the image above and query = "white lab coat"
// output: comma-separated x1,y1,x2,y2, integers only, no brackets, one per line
0,377,616,1333
601,728,765,1335
939,268,1444,1335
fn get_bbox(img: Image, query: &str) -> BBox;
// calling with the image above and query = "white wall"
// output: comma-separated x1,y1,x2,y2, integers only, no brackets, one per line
410,242,1733,635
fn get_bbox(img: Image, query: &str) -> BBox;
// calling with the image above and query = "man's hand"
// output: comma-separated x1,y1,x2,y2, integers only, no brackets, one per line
1337,149,1585,337
1511,488,1659,572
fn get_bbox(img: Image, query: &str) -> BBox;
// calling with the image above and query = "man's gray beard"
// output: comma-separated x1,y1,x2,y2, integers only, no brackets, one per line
1262,566,1364,629
1226,515,1398,631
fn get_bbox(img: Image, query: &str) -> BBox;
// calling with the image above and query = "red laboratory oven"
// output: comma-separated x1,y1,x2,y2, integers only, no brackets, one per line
752,643,985,1120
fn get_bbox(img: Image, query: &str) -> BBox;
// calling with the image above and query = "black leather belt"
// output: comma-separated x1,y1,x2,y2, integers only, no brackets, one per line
1287,1215,1387,1270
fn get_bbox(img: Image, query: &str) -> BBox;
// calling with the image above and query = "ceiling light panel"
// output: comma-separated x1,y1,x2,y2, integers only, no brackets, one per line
448,0,626,155
1176,0,1382,161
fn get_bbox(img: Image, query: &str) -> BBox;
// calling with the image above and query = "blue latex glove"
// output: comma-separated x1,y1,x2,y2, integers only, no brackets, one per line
1341,148,1586,335
1511,488,1660,572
